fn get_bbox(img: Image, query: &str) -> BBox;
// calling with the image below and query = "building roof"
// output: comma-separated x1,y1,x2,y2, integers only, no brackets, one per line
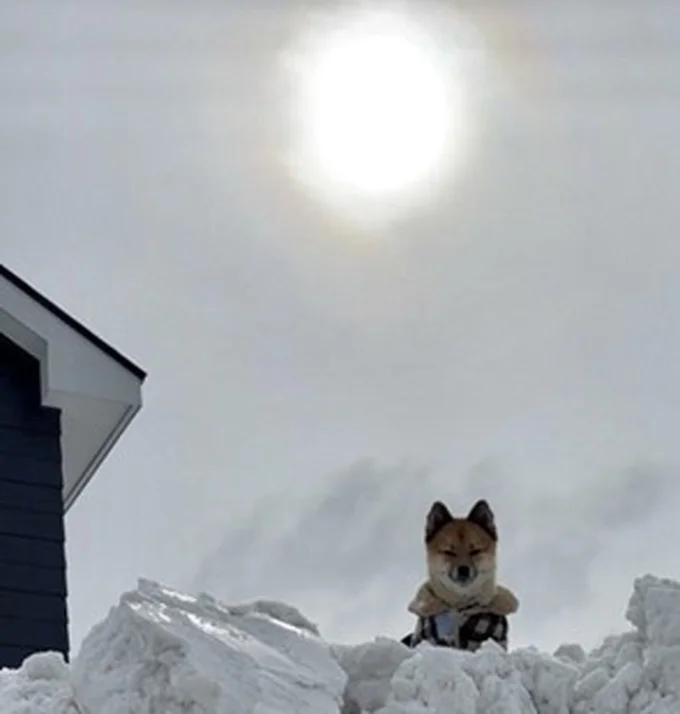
0,266,146,381
0,265,146,510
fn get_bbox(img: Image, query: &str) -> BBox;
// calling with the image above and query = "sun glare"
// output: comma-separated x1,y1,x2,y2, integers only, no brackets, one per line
305,32,449,194
285,7,475,216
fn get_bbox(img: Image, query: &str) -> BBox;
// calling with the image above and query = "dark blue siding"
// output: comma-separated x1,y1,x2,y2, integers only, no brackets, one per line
0,334,68,668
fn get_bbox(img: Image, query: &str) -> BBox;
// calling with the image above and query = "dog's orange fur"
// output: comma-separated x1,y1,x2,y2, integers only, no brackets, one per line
408,500,519,617
427,519,497,584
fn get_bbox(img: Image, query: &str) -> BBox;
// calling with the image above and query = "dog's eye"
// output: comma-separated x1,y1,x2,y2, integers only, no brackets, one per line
441,550,457,557
469,548,482,556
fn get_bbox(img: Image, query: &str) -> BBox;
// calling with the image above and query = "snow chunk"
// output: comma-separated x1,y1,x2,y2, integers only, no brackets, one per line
0,652,76,714
333,636,412,713
553,643,586,665
71,578,346,714
224,597,320,636
627,574,680,647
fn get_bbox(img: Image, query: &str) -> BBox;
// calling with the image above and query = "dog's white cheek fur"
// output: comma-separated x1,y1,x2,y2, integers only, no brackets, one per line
427,555,497,596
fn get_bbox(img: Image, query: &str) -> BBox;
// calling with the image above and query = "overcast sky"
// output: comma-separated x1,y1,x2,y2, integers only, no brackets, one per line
3,0,680,655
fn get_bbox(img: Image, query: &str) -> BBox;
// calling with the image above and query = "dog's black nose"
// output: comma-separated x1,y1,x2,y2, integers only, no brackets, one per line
457,565,471,580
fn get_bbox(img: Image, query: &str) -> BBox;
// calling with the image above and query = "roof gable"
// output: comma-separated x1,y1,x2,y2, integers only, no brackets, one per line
0,265,145,510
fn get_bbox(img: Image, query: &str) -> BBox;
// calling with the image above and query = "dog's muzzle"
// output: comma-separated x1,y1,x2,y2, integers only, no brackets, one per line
449,564,477,586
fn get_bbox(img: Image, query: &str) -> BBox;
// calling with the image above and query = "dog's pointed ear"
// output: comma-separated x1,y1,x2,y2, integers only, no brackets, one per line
425,501,454,542
467,499,497,541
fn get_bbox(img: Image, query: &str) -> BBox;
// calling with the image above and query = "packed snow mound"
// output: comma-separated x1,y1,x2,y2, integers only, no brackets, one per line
2,574,680,713
0,652,77,714
340,574,680,714
72,578,345,714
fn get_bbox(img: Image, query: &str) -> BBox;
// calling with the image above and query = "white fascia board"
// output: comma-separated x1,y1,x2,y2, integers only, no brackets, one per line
0,275,144,511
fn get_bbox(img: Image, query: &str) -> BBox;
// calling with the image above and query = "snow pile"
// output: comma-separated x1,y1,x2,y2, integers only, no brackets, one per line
0,652,77,714
339,574,680,714
72,578,345,714
1,574,680,713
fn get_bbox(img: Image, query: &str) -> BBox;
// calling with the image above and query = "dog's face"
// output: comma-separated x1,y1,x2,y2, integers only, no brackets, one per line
424,500,497,599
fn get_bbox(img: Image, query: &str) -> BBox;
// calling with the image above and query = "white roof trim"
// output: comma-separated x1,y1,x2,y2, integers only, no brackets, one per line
0,267,145,511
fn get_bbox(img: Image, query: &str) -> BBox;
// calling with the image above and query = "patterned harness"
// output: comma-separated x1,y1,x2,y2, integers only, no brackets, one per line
402,609,509,652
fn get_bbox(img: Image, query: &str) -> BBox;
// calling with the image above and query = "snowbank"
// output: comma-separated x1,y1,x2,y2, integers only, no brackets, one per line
72,579,345,714
2,574,680,713
0,652,76,714
340,574,680,714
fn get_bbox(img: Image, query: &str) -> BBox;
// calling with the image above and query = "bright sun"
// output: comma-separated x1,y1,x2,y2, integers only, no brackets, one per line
305,32,449,195
286,9,472,208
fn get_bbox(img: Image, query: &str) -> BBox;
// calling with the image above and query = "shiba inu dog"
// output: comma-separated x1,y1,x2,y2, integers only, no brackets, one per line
403,499,519,652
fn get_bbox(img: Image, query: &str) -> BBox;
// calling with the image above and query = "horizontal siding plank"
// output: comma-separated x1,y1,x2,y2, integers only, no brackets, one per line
0,479,62,514
0,367,41,399
0,562,66,596
0,409,60,435
0,533,65,568
0,428,61,462
0,377,59,423
0,455,63,488
0,644,67,669
0,616,68,650
0,507,64,542
0,590,67,622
